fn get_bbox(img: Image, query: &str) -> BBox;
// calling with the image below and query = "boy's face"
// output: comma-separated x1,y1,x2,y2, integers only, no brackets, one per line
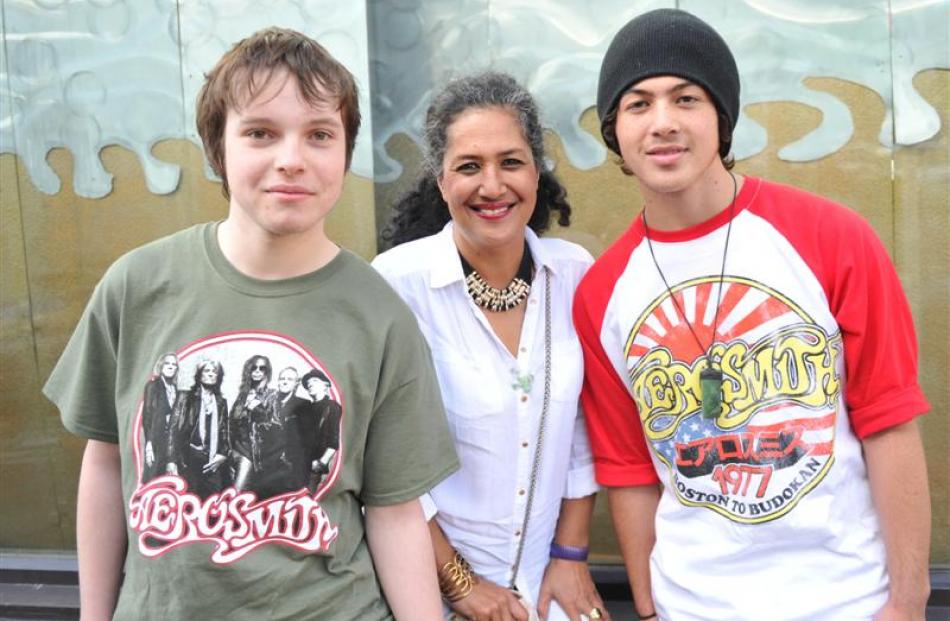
223,71,347,242
613,75,721,195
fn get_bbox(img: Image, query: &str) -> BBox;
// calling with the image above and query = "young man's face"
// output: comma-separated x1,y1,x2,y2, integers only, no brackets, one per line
613,76,721,195
223,71,347,241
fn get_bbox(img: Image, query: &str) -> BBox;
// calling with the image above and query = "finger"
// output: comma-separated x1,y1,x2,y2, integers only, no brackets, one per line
537,589,551,619
508,594,529,621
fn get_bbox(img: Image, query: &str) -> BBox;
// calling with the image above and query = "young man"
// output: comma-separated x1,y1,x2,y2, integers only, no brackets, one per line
574,9,931,621
44,27,457,620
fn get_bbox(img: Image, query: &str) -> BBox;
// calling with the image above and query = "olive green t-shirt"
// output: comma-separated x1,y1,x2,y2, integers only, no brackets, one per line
44,223,459,620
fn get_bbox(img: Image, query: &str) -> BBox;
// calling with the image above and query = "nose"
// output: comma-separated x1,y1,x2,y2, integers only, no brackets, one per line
650,100,680,136
276,137,305,175
478,165,505,198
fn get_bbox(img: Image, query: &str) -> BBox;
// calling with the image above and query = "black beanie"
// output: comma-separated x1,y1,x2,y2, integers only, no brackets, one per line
597,8,740,158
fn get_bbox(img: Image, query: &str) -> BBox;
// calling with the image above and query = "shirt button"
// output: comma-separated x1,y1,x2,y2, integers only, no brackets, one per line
521,441,529,448
519,347,527,353
520,395,528,402
514,530,521,537
518,489,526,496
529,299,537,305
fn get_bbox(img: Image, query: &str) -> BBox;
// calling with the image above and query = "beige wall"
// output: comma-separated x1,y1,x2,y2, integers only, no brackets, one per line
1,73,947,564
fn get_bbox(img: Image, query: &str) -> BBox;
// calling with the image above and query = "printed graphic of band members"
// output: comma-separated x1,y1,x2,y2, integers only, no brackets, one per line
139,346,341,500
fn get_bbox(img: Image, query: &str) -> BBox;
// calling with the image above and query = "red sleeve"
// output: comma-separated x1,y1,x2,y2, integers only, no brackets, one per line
749,182,929,439
573,224,660,487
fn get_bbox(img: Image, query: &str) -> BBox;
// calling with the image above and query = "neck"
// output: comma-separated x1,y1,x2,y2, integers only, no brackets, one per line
454,229,526,288
641,166,742,232
217,217,339,280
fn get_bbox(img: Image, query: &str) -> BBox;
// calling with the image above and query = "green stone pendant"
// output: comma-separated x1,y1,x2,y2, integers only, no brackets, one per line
699,367,723,419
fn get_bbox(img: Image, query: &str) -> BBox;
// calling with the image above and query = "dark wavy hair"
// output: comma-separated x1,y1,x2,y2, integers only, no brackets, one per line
191,359,224,395
238,355,272,394
382,72,571,246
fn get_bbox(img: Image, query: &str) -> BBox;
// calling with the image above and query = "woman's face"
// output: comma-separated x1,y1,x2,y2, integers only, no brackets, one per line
250,358,268,383
437,106,538,258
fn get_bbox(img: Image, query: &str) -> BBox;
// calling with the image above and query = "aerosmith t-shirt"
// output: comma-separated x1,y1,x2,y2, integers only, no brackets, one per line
573,177,928,621
44,223,459,620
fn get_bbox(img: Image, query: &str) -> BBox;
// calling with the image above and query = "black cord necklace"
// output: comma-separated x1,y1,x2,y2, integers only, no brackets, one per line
458,240,534,312
642,171,738,419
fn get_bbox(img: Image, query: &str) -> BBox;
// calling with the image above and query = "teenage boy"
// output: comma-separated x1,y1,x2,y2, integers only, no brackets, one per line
573,9,931,621
44,27,457,620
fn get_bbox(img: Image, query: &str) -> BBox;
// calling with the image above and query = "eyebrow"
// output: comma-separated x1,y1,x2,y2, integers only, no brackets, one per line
450,148,529,161
625,80,696,97
236,115,343,127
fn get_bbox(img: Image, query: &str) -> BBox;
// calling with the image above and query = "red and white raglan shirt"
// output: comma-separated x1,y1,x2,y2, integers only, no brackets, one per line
573,177,929,621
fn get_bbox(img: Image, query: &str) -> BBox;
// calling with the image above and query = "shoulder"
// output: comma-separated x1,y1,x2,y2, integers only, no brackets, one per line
371,233,442,280
746,177,873,238
114,224,205,273
334,250,424,328
576,221,643,302
97,224,205,295
78,225,204,322
537,236,594,267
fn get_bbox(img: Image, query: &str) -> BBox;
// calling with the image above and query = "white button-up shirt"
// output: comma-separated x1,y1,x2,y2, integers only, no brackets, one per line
373,223,598,602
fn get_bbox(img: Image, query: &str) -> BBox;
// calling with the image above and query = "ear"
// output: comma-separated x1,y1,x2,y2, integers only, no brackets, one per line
436,173,448,202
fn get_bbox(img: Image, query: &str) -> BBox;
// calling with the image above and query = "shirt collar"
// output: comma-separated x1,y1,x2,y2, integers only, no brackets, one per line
428,222,559,290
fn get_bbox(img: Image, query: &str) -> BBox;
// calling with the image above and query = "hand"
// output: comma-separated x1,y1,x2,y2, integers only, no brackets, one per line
311,459,330,475
451,578,530,621
873,598,926,621
202,453,227,474
144,442,154,467
538,559,611,621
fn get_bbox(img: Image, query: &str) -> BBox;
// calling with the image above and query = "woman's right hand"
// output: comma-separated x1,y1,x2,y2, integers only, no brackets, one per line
451,579,530,621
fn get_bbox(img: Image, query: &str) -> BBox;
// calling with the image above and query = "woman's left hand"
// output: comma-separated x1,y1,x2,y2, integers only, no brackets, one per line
537,558,611,621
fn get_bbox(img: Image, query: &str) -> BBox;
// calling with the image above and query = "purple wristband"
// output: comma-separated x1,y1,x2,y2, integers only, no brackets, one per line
549,542,589,561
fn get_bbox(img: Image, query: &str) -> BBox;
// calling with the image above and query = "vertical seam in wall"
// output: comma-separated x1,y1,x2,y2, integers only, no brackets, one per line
175,0,188,156
2,0,69,547
886,0,898,262
1,0,42,379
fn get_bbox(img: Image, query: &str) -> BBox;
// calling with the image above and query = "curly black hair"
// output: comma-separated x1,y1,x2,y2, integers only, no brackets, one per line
381,72,571,246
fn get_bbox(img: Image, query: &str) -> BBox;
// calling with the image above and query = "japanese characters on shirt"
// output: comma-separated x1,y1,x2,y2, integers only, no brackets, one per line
128,330,343,563
625,275,842,523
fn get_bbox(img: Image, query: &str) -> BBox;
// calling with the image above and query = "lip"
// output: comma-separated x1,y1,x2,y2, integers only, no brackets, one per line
266,185,314,199
646,145,687,166
469,201,514,220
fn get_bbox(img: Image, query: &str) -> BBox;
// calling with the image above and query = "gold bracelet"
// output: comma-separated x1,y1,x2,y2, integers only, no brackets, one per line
438,551,477,602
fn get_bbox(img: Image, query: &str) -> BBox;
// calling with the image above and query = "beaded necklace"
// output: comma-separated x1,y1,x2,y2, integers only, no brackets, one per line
458,241,534,312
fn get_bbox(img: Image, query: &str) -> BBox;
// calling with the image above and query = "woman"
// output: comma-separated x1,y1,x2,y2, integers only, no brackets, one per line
230,354,278,493
373,72,609,621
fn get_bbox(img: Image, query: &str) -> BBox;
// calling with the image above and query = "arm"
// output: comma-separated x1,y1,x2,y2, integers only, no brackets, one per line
76,440,127,621
864,420,930,621
538,494,610,620
428,519,527,621
607,485,660,620
365,499,443,621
